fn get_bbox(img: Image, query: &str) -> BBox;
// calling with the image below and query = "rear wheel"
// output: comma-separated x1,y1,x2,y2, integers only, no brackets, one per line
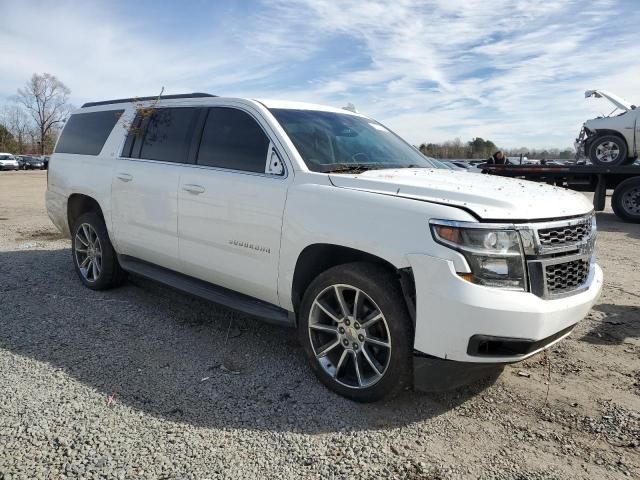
72,212,127,290
298,262,412,402
612,177,640,223
589,135,628,167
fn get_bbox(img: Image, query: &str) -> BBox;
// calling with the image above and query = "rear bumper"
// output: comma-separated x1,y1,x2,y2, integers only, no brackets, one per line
407,254,603,364
46,188,70,237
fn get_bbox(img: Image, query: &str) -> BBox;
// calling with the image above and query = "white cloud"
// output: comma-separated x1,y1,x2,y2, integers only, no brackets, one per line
264,0,640,148
0,1,310,102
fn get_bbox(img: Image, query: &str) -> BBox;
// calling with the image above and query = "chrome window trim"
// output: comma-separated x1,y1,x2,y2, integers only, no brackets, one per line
114,156,290,180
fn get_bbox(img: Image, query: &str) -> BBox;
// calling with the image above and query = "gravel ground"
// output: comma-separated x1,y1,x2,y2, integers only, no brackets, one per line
0,170,638,479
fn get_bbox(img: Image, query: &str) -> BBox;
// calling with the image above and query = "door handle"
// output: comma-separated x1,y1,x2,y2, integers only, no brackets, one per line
183,184,205,194
117,173,133,182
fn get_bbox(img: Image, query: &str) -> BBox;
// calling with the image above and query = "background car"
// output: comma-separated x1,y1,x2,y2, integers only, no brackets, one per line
17,155,45,170
0,153,20,171
26,156,45,170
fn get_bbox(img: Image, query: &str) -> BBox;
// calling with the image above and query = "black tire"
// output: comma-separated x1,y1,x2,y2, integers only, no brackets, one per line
72,212,127,290
612,177,640,223
589,135,628,167
298,262,413,402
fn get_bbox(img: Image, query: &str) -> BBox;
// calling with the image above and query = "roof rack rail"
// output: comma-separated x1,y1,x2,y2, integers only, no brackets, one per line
81,92,216,108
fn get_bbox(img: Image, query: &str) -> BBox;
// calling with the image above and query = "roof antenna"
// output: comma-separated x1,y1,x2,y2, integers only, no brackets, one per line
342,103,358,113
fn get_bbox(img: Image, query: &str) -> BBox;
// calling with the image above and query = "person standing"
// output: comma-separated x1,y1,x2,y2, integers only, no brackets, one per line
487,150,507,164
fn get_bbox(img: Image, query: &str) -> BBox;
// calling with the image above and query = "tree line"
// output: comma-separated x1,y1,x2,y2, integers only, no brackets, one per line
418,137,575,160
0,73,72,155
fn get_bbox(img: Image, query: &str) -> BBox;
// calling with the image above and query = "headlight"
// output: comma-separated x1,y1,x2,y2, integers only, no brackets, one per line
430,220,527,291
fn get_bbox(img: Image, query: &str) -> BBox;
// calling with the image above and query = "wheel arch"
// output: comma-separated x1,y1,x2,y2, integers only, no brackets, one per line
291,243,416,323
67,193,105,233
590,129,630,152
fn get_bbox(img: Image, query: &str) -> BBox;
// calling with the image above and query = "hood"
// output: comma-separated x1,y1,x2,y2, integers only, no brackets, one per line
585,89,634,113
329,169,593,221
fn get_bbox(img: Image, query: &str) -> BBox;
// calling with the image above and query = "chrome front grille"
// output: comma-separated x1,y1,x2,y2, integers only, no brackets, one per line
537,218,592,248
522,213,596,299
545,258,590,294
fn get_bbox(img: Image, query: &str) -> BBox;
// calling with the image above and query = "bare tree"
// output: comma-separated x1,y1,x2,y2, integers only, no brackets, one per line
17,73,71,155
2,105,32,153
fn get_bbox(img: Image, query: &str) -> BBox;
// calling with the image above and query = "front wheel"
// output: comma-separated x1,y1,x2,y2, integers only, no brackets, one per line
589,135,628,166
298,262,413,402
612,177,640,223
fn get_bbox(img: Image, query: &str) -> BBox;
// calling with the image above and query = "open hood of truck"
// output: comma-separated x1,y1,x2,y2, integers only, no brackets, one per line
329,168,593,221
585,89,634,112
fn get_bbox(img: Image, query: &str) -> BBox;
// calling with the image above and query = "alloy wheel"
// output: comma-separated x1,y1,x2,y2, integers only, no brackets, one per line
74,223,103,282
595,141,620,163
308,284,391,389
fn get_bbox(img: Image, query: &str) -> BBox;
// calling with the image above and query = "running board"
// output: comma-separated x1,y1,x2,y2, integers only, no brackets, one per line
118,255,294,328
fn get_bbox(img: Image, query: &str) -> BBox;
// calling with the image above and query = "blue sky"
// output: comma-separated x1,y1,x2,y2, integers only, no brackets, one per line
1,0,638,148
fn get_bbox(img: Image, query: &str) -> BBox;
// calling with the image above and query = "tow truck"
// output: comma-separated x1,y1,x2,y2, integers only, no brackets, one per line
481,90,640,223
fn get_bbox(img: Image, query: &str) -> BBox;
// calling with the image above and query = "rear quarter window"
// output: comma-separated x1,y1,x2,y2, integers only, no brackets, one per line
55,110,124,155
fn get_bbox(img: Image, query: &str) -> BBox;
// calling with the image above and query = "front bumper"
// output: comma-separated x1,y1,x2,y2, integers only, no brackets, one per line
407,254,603,364
0,164,19,170
413,354,504,392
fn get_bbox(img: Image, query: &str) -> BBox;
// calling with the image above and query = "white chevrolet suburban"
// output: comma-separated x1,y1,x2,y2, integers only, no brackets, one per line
46,93,603,401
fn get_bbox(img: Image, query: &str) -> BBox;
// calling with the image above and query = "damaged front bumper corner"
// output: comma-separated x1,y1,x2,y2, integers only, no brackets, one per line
575,126,595,160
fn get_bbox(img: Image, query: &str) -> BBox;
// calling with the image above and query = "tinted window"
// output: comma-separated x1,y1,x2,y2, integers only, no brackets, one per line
139,107,198,162
55,110,124,155
121,113,143,158
197,108,270,172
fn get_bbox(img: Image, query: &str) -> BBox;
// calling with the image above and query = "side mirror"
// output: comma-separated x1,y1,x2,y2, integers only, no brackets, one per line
266,144,284,176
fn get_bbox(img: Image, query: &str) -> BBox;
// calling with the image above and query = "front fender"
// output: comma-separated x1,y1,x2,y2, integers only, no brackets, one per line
277,183,475,310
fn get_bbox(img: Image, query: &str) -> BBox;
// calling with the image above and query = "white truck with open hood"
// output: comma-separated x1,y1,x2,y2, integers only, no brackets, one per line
577,89,639,166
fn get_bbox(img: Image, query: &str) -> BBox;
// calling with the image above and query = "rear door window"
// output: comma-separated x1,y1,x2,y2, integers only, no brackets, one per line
55,110,124,155
196,108,270,173
137,108,199,163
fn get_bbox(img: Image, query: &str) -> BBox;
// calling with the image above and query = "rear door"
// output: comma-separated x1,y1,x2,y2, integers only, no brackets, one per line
177,106,291,305
111,107,200,272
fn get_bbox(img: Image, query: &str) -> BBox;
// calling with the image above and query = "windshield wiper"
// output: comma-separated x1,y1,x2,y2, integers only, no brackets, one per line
323,163,432,174
323,164,378,174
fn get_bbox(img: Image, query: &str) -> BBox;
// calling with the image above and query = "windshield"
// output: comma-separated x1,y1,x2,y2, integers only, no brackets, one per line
270,109,444,173
0,155,12,160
